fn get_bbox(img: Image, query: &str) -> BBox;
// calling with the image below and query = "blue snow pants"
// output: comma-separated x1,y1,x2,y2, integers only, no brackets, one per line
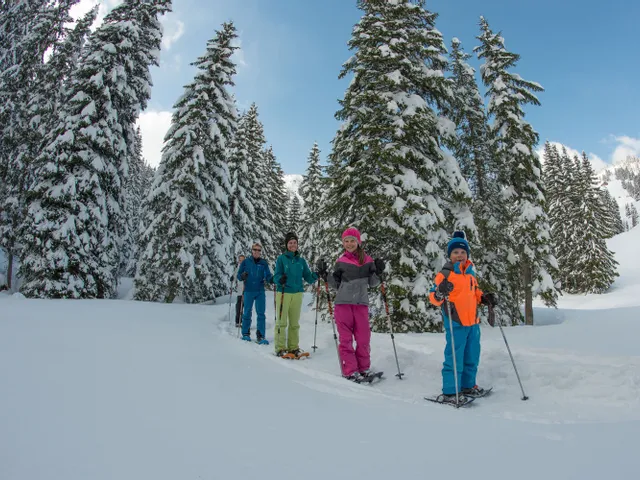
442,320,481,394
242,290,266,337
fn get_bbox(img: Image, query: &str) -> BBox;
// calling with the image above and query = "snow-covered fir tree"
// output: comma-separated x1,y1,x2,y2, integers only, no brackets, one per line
19,0,171,299
135,21,237,303
241,104,275,261
121,126,147,276
264,145,288,249
572,152,618,292
322,0,474,332
298,142,324,269
228,112,257,256
446,37,520,325
286,195,302,234
476,16,558,324
627,203,639,228
0,0,88,289
599,188,625,237
542,143,573,268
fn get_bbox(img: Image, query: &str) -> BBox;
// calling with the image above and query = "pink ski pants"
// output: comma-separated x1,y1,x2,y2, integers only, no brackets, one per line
334,304,371,376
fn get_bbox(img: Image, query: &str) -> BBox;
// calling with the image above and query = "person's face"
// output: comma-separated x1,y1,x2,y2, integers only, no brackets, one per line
252,246,261,258
342,237,358,253
238,255,245,265
450,248,468,264
287,239,298,252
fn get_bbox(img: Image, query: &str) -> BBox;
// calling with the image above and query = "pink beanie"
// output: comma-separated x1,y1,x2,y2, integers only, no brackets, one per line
341,227,361,245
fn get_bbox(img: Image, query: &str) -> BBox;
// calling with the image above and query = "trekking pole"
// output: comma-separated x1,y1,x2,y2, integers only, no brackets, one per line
277,284,286,344
379,279,404,379
312,278,320,351
490,305,529,400
236,292,244,338
324,280,343,376
227,278,236,322
444,297,461,407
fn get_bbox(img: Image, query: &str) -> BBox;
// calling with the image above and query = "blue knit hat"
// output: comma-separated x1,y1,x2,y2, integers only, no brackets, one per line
447,231,470,257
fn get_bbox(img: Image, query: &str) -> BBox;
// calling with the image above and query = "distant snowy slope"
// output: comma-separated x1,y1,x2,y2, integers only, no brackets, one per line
284,173,303,202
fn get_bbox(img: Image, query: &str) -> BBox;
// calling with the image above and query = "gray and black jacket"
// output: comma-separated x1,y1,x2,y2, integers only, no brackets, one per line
328,251,380,305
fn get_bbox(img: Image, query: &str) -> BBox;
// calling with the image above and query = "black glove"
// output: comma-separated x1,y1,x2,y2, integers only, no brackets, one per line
279,274,287,286
437,279,454,296
481,292,498,307
316,258,328,275
316,259,328,281
241,271,248,281
374,258,385,274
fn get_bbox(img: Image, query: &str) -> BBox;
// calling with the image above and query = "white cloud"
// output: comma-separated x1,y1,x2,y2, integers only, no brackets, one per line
232,38,248,69
611,136,640,165
136,110,172,168
70,0,122,28
160,15,185,50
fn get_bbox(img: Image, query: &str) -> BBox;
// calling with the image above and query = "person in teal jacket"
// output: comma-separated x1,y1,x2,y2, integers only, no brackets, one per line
273,232,318,357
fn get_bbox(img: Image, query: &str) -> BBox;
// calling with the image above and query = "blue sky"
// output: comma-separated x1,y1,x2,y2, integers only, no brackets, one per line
79,0,640,174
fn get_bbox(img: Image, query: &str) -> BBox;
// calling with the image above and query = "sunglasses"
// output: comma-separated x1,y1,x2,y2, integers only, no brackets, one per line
252,248,261,252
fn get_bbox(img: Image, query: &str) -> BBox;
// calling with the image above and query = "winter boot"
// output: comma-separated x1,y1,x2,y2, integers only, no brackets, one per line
241,334,251,342
256,333,269,345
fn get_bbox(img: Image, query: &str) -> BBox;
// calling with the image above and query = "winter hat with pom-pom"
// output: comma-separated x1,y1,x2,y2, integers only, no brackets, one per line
447,231,470,257
341,227,361,245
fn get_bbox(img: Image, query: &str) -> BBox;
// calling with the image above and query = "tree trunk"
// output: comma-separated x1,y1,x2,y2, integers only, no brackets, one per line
6,252,13,290
522,261,534,325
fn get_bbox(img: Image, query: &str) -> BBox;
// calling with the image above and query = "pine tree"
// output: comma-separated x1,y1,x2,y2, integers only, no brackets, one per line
475,17,558,324
121,126,146,276
19,0,171,298
629,203,639,228
0,0,86,289
299,142,324,269
287,195,302,234
446,37,520,325
134,21,237,303
323,0,474,332
264,145,287,248
600,188,625,237
569,152,619,293
229,112,258,257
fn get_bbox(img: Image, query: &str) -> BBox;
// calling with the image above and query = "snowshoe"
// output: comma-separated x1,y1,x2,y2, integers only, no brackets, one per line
241,334,251,342
360,371,384,384
425,393,474,408
256,338,269,345
276,350,295,359
343,372,365,383
289,348,310,359
461,386,492,398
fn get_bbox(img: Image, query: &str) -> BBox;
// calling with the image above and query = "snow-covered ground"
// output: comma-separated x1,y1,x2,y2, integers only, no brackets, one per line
2,228,639,479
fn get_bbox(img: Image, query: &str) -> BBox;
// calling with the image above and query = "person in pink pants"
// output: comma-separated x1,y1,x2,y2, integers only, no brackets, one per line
325,227,384,382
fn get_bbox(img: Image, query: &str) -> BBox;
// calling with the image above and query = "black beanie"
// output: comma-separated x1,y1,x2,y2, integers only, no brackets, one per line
284,232,298,246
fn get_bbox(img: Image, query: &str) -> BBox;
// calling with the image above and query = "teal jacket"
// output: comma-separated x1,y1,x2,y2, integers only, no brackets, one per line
273,250,318,294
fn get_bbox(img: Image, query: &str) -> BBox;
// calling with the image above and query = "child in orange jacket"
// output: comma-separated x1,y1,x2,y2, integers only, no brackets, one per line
429,231,497,405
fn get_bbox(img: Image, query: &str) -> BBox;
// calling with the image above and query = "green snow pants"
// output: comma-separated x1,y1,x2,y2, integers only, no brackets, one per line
274,292,303,352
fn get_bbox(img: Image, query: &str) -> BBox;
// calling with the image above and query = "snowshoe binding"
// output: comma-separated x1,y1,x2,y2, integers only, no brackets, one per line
289,348,309,359
360,371,384,384
461,385,492,398
425,393,474,408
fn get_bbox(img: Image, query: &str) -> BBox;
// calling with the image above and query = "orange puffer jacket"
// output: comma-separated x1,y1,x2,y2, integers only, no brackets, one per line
429,260,483,326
